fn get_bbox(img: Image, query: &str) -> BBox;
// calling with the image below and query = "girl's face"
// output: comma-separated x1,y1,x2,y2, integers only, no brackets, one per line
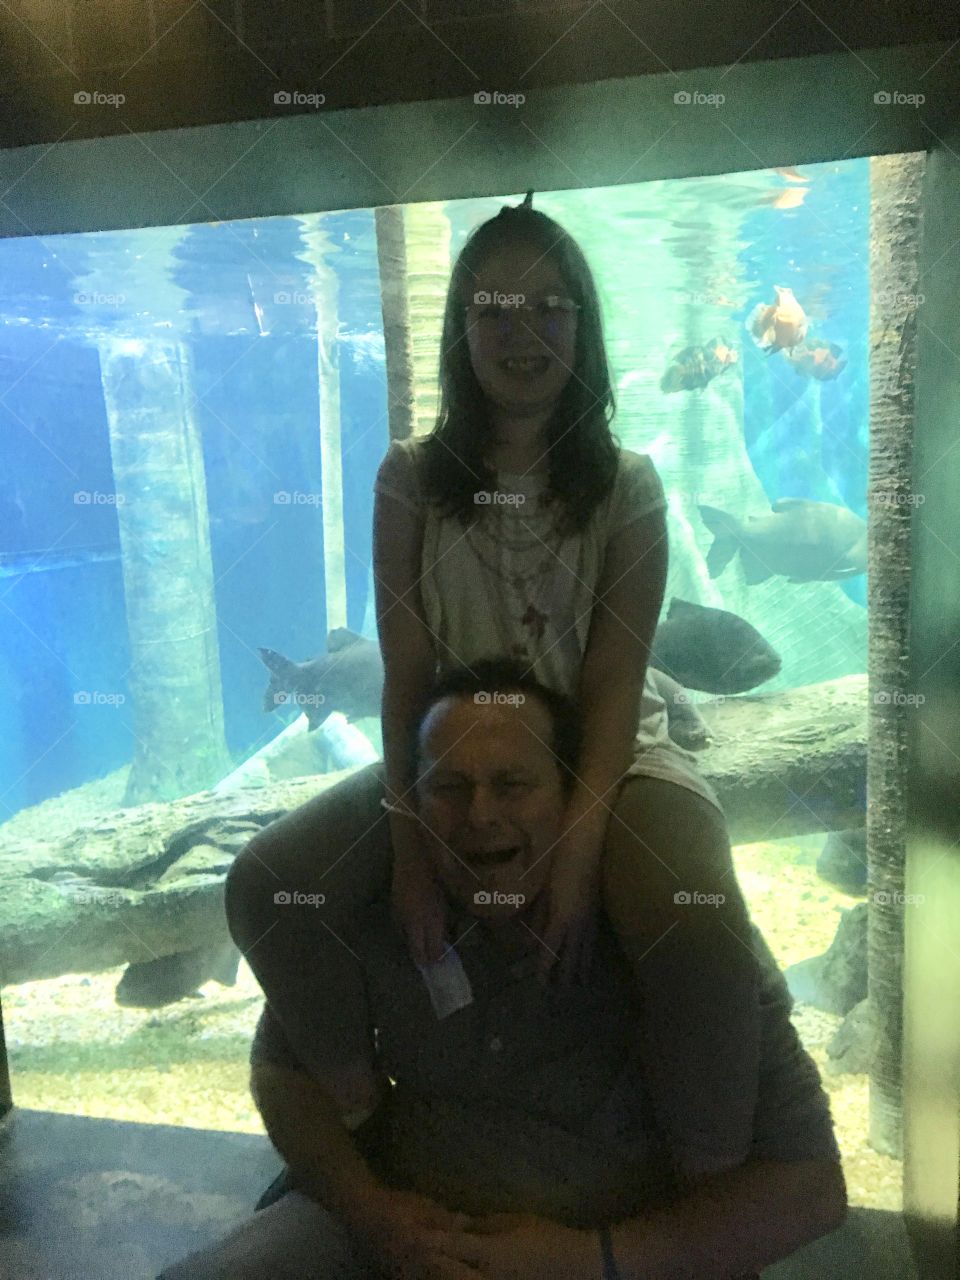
462,240,579,420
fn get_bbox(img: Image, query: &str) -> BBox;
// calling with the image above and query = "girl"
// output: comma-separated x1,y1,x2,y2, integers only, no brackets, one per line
375,193,760,1191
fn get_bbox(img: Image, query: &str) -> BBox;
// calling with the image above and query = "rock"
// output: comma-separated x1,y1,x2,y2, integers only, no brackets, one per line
783,902,867,1015
825,996,880,1076
816,827,867,894
0,676,868,988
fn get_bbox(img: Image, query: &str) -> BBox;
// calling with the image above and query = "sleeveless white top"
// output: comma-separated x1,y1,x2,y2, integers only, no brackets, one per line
374,437,721,811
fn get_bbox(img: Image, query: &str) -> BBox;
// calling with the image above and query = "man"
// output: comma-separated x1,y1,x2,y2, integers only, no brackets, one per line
159,657,846,1279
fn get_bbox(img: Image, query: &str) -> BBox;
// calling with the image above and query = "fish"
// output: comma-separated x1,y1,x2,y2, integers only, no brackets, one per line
747,286,808,354
699,499,867,585
784,339,847,382
650,598,782,696
259,627,384,729
816,828,867,894
660,338,738,394
115,940,241,1008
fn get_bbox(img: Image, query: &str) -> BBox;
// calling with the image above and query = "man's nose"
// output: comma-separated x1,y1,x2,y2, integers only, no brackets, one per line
466,785,507,826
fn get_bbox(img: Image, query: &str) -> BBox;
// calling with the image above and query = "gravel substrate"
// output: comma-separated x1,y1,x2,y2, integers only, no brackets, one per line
1,782,902,1213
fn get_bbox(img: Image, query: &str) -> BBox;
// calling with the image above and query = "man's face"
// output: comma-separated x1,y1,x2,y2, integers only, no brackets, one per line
414,692,567,924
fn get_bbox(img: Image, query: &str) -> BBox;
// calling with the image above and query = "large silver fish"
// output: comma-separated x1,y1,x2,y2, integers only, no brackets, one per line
259,628,384,729
699,499,867,585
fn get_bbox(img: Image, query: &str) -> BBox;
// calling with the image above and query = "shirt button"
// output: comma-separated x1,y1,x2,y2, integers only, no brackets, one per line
489,1036,503,1053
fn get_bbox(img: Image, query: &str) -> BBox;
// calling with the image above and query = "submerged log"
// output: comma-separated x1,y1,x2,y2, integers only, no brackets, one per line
0,675,866,988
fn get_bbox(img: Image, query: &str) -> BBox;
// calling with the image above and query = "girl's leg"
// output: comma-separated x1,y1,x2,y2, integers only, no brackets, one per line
600,775,762,1186
225,760,392,1089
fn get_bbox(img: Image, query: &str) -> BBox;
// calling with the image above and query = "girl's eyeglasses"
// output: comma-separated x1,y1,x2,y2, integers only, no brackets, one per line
464,296,581,342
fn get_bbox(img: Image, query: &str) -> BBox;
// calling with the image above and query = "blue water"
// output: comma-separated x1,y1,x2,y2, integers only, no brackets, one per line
0,159,872,818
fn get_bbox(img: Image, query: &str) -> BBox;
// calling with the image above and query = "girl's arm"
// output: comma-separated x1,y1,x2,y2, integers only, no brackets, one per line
372,479,436,815
568,507,668,825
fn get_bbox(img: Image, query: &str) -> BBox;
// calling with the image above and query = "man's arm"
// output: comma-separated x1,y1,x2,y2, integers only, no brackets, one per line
611,925,847,1278
609,1155,846,1280
249,1002,390,1229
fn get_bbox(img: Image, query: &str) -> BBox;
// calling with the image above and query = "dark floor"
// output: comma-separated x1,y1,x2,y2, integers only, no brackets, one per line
0,1108,919,1279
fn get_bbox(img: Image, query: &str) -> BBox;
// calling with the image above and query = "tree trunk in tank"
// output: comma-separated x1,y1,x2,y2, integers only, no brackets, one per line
866,150,924,1159
100,337,232,806
296,214,346,632
403,202,452,438
375,205,417,443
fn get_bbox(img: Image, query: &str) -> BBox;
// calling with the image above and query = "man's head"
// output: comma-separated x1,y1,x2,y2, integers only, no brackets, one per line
410,659,582,926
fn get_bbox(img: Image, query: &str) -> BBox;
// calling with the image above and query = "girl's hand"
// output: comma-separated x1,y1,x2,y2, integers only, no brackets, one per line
391,837,451,968
530,813,607,987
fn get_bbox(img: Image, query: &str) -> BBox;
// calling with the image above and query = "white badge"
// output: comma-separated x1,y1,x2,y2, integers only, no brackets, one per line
416,948,474,1019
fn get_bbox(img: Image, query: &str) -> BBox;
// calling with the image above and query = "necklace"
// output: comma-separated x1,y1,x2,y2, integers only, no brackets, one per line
466,487,569,657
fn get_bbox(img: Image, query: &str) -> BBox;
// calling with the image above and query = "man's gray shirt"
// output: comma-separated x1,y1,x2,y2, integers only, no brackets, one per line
252,900,841,1229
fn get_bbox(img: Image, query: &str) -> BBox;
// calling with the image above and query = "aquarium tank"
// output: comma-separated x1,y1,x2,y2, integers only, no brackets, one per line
0,160,905,1216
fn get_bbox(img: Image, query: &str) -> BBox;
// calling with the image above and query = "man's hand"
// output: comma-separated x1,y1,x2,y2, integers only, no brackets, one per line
346,1185,480,1279
436,1210,598,1279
